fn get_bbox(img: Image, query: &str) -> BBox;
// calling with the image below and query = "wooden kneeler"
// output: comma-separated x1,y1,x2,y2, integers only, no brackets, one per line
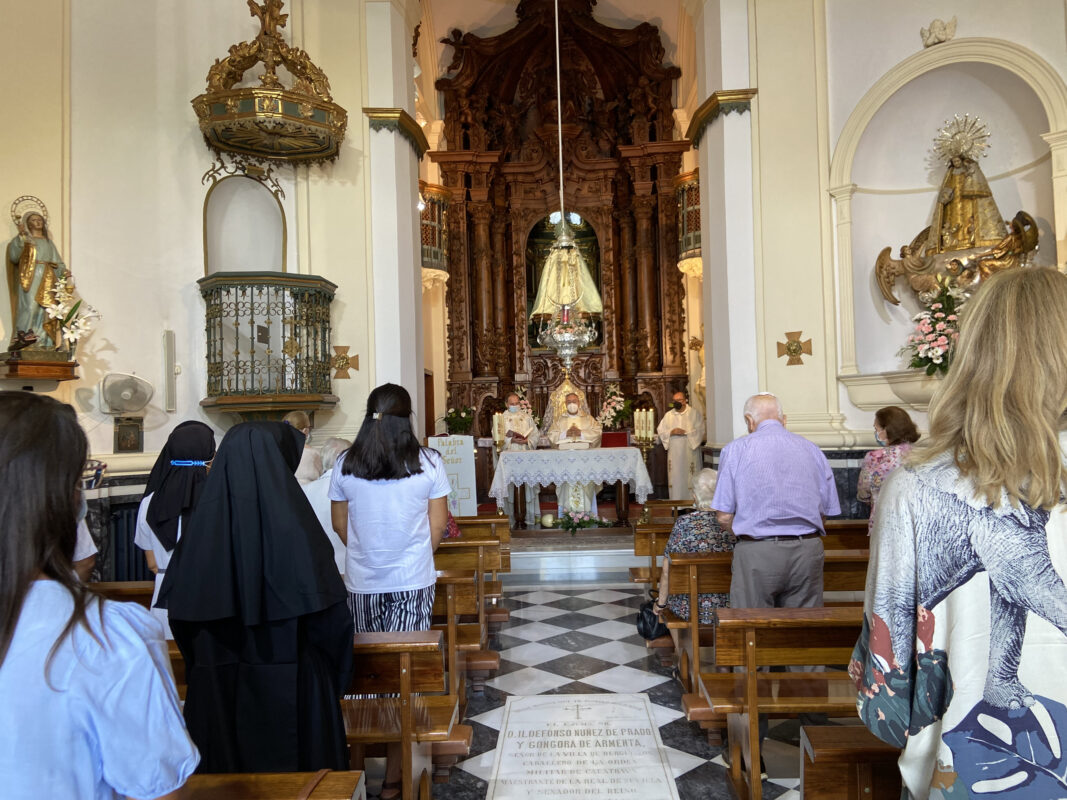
344,631,457,800
184,770,367,799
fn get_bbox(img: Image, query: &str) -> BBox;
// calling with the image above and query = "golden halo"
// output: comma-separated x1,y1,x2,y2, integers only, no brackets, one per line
10,195,49,227
933,115,990,164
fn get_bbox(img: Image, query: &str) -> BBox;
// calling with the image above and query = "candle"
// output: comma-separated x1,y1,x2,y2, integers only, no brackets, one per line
560,305,570,324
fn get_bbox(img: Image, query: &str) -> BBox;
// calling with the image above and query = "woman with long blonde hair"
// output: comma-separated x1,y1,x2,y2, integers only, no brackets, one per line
851,267,1067,799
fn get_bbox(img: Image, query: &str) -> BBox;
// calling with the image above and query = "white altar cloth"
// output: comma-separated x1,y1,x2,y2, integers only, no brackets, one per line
489,447,653,507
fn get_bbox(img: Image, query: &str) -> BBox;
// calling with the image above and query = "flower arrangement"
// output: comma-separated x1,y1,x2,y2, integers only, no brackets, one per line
47,276,100,351
441,405,475,435
596,383,633,430
513,387,542,429
558,509,612,535
899,278,965,376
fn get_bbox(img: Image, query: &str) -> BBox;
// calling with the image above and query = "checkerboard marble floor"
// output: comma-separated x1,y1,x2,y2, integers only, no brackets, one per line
430,583,805,800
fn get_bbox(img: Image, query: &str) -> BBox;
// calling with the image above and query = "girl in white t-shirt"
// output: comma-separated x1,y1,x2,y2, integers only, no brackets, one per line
328,383,448,800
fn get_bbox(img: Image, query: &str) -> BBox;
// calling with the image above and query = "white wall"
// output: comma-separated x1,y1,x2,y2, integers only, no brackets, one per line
65,0,381,464
826,0,1067,149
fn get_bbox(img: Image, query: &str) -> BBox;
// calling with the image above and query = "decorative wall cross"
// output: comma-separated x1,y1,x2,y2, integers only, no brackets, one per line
332,346,357,379
777,331,813,366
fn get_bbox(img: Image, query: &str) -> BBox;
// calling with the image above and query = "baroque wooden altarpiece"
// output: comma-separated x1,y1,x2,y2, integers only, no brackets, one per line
430,0,690,435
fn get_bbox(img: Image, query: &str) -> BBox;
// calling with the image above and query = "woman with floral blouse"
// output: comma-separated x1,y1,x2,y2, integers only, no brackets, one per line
655,469,734,623
857,406,920,527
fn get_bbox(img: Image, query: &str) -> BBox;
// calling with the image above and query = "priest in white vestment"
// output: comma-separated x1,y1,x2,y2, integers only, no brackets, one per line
500,392,541,526
547,392,603,513
657,391,705,501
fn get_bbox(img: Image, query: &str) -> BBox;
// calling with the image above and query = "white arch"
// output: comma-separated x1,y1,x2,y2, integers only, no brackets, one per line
830,38,1067,377
831,37,1067,188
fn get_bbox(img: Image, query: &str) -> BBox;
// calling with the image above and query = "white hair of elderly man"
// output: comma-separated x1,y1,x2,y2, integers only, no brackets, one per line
742,392,783,423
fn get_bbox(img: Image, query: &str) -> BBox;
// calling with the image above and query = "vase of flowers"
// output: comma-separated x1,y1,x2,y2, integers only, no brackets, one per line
899,278,965,376
514,387,542,429
596,383,633,430
441,405,475,435
47,276,100,359
557,509,612,536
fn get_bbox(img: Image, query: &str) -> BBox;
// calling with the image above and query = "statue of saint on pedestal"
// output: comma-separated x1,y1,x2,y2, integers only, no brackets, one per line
6,198,66,351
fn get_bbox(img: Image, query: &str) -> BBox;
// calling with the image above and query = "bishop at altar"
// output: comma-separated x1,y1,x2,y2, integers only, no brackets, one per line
657,391,704,501
546,392,602,513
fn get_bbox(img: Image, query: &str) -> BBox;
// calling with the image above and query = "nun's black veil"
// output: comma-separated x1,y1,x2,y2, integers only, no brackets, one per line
144,421,215,552
158,421,352,773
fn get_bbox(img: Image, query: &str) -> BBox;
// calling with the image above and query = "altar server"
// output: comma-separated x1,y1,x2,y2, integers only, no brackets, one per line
657,391,705,501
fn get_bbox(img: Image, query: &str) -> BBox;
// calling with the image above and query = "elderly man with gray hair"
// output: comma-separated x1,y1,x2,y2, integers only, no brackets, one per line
301,436,353,575
712,393,839,611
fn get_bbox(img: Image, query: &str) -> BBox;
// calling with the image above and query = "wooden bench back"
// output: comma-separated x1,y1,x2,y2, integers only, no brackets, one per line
823,519,869,551
432,571,480,617
452,516,511,544
434,538,503,573
91,581,154,609
712,607,864,668
349,631,445,695
184,770,366,799
665,552,733,594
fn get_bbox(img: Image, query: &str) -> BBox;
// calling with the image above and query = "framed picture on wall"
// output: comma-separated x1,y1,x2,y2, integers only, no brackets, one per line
114,417,144,453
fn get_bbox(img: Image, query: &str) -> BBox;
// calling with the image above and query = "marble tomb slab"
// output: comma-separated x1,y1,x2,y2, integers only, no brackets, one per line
487,694,680,800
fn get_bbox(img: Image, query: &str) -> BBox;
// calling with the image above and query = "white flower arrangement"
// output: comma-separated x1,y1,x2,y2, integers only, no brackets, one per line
47,276,100,348
596,383,632,430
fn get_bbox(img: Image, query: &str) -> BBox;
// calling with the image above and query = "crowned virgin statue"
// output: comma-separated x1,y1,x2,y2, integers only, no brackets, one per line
529,220,603,320
6,197,67,351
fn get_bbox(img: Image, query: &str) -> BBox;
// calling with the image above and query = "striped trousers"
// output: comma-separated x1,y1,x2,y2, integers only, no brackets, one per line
347,586,435,634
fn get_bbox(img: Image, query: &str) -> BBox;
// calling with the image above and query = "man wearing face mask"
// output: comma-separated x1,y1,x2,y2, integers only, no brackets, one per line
500,392,541,526
656,390,705,501
546,392,602,513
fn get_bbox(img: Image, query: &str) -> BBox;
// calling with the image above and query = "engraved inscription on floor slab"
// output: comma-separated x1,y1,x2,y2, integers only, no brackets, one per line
486,694,679,800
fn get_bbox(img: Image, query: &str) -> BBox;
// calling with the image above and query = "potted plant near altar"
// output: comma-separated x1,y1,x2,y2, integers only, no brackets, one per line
597,383,633,447
440,405,475,435
898,277,965,376
558,509,612,536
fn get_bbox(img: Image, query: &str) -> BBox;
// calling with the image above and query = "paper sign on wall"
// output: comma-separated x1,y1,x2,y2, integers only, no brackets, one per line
427,435,477,517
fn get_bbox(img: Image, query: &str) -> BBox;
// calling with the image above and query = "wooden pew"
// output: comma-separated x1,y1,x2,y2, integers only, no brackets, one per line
452,517,512,629
184,770,367,799
822,519,870,551
434,535,507,632
629,521,674,586
344,630,457,800
800,725,901,800
637,498,693,523
91,580,153,609
701,607,865,800
432,570,499,700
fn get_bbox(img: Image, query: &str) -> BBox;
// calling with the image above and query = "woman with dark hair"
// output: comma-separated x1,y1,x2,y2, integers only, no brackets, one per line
856,405,920,525
329,383,449,799
134,420,216,638
0,391,198,798
157,421,352,774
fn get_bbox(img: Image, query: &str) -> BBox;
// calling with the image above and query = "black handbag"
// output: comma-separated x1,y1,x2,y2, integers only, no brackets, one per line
637,598,669,640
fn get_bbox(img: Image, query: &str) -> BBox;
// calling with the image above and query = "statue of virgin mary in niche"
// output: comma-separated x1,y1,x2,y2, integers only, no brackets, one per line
529,219,603,321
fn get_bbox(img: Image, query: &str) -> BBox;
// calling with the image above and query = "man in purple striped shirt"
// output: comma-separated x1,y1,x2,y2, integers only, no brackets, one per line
712,393,840,611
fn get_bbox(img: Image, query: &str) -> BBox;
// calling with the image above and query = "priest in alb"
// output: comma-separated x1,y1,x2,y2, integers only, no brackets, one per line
547,392,603,514
500,392,541,526
657,391,704,501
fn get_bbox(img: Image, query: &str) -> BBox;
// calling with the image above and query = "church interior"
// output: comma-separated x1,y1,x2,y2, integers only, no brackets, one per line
2,0,1066,797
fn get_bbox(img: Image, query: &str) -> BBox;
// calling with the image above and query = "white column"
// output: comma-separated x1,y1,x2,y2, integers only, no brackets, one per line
1042,129,1067,266
688,0,758,443
364,0,425,434
830,184,858,375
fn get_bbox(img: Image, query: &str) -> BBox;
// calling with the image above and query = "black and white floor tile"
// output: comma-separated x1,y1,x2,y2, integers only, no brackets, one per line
430,584,805,800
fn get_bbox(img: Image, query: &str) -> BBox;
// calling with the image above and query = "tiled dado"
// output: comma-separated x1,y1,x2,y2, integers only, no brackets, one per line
701,447,872,520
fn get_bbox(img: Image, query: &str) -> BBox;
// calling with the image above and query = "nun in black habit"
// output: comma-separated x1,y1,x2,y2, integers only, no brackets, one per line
157,421,353,774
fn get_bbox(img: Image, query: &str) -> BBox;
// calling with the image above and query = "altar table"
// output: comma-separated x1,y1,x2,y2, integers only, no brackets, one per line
489,447,653,528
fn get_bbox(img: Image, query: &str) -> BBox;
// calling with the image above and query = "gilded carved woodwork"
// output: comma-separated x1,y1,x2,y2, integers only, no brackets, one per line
437,0,693,431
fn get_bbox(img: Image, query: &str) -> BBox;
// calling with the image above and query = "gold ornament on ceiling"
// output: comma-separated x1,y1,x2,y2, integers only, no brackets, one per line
874,116,1039,306
191,0,348,165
